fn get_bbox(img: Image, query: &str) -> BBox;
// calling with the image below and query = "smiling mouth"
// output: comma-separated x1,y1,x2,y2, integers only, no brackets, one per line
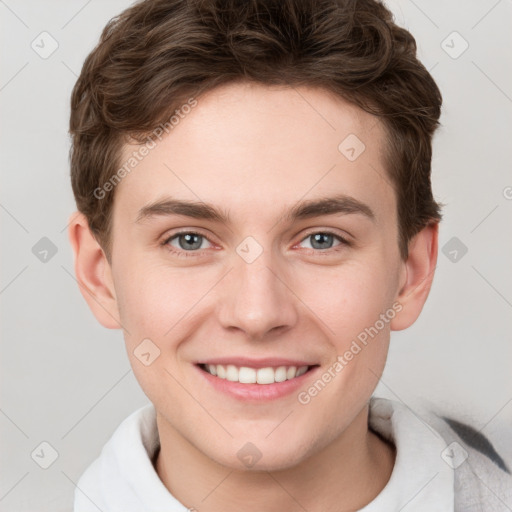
197,363,318,385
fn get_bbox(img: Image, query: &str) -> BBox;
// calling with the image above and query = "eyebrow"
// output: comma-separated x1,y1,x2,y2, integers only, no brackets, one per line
135,194,375,225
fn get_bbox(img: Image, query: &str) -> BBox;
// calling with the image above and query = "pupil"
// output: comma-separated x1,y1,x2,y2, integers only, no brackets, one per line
181,233,201,250
312,233,332,250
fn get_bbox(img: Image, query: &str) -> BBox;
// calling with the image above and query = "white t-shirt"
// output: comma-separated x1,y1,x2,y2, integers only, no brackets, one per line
73,397,454,511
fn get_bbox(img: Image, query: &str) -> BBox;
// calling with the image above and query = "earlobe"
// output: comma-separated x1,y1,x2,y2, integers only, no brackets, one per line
391,222,439,331
67,211,122,330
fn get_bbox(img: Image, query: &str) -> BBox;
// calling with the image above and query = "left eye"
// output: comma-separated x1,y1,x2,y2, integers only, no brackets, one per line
299,232,347,251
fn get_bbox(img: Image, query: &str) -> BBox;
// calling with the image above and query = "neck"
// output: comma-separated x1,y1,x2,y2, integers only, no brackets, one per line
154,405,396,512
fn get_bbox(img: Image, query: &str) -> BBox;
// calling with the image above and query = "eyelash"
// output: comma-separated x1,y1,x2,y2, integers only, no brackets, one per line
160,230,352,258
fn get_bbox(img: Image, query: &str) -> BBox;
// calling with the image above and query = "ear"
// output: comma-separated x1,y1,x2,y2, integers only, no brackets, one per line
67,211,122,329
391,222,439,331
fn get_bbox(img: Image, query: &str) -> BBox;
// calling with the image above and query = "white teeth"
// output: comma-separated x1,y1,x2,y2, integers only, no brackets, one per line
257,367,275,384
274,366,287,382
203,364,310,384
226,364,238,382
296,366,308,377
287,366,297,379
216,365,226,379
239,367,257,383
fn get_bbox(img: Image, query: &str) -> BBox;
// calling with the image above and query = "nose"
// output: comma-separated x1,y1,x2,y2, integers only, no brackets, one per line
217,246,299,341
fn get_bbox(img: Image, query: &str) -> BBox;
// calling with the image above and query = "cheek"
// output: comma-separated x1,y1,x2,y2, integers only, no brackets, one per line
296,263,394,422
300,258,396,340
114,261,217,367
113,265,189,405
295,257,396,401
115,257,192,327
116,275,168,336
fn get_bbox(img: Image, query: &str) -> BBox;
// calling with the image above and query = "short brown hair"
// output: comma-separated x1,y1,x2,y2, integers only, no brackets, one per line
69,0,442,262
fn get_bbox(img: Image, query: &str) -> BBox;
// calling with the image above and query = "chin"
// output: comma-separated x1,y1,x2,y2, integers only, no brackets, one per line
208,437,315,473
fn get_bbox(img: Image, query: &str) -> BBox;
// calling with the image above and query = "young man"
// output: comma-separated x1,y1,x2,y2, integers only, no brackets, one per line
67,0,512,510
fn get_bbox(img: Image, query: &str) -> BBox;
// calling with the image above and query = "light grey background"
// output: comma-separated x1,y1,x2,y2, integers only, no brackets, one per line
1,0,511,510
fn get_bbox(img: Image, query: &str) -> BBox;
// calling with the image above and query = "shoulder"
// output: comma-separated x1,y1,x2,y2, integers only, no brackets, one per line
418,401,512,511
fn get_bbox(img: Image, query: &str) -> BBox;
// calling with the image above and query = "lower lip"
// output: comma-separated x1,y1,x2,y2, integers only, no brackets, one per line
195,364,319,402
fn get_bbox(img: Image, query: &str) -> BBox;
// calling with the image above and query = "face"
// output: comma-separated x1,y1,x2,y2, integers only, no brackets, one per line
107,82,406,470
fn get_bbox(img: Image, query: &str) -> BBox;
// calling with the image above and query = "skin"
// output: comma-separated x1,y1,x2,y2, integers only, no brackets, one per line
68,81,438,512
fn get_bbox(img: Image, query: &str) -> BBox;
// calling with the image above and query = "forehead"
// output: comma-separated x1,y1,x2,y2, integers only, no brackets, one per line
113,82,395,226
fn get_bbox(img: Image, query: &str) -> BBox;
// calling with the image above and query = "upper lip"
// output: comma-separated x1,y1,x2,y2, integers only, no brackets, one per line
196,357,317,369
